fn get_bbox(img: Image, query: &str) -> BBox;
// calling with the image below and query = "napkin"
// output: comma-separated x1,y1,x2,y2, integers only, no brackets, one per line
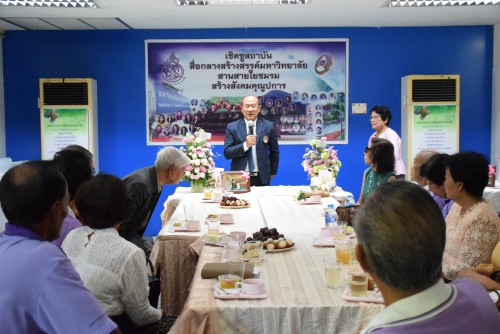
201,263,254,279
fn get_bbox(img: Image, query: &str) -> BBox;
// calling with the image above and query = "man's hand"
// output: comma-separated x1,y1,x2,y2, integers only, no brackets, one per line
246,135,257,148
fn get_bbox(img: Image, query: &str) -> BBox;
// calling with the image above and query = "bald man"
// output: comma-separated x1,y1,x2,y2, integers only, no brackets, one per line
223,95,279,186
411,149,438,186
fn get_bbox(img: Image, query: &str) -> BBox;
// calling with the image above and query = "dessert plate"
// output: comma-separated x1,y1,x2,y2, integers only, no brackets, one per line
265,244,295,253
312,237,335,247
342,288,384,304
212,284,267,300
220,205,250,209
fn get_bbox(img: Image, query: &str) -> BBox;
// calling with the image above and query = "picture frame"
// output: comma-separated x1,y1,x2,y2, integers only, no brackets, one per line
221,171,251,193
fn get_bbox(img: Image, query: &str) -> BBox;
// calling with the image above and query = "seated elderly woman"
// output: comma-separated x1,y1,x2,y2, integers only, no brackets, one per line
62,174,172,334
357,138,396,205
442,151,500,281
422,153,454,217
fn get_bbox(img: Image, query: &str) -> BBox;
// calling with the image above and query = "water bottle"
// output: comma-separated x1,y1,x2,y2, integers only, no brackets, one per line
345,194,355,206
325,204,337,228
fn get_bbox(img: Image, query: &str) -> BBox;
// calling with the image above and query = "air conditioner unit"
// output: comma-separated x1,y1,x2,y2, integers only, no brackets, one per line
401,74,460,180
39,78,99,172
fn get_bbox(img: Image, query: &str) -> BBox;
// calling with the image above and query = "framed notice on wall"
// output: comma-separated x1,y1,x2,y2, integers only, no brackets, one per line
41,108,90,160
145,38,349,145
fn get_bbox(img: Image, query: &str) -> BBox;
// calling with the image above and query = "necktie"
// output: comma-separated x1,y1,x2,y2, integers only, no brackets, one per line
248,127,255,172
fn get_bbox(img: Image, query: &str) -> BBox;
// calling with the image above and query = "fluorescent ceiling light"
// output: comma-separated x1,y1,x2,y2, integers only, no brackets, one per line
386,0,500,6
0,0,98,7
176,0,309,5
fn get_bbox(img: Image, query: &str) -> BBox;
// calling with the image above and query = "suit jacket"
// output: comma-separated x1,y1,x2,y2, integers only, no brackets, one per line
223,117,279,185
119,166,161,240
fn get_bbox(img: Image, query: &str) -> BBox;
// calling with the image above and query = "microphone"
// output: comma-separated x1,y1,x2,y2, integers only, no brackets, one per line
248,121,254,135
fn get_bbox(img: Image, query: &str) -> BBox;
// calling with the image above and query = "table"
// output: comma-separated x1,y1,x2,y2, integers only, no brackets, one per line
484,185,500,214
158,186,383,333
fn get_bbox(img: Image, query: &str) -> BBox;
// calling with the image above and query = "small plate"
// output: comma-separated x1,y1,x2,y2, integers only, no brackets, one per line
169,222,201,233
297,200,322,205
212,283,267,300
202,233,226,246
201,198,221,203
342,288,384,304
220,205,251,209
265,244,295,253
312,237,335,247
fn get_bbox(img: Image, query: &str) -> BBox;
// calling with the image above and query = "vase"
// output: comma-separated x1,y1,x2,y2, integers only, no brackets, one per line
190,182,204,193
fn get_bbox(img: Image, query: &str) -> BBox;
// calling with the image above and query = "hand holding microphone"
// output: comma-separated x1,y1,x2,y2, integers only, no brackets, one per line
246,121,256,148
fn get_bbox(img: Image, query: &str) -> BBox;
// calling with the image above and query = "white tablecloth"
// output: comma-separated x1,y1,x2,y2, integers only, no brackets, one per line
484,186,500,214
165,186,382,334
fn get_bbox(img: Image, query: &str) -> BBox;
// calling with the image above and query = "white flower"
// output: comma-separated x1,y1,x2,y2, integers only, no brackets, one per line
185,171,191,177
194,159,200,166
201,158,208,165
194,167,200,174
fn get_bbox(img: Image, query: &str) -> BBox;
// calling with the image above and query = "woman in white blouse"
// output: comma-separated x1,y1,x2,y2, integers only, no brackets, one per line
442,152,500,281
62,174,168,333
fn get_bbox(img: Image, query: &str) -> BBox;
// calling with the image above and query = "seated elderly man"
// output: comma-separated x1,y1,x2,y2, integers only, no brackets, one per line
0,160,118,334
354,181,500,334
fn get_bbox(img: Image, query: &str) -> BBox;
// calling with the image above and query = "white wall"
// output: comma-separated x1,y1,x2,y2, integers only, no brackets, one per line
491,24,500,168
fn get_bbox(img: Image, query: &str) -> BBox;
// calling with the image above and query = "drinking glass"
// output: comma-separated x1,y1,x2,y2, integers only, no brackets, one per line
324,258,344,289
245,241,264,263
183,204,195,222
348,271,368,297
335,239,352,264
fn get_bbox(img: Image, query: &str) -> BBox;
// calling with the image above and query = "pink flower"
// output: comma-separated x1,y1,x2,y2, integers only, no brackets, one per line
200,166,207,173
186,165,194,171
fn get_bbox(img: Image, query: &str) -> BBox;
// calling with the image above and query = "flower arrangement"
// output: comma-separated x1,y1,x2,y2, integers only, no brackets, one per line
302,137,342,179
180,129,216,191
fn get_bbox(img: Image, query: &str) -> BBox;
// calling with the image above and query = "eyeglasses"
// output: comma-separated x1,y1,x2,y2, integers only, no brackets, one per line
364,147,371,153
370,115,381,120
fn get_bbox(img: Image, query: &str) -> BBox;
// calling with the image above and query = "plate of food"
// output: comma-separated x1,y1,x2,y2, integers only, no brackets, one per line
220,204,250,209
220,195,250,208
246,227,295,252
265,243,295,253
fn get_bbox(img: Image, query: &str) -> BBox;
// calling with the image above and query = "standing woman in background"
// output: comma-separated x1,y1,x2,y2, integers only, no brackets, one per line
368,105,406,179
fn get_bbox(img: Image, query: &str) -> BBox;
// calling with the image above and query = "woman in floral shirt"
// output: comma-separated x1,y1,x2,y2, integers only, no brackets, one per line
442,151,500,280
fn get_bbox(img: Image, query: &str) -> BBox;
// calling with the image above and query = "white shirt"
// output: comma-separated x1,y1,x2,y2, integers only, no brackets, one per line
62,226,162,326
361,280,452,333
244,118,259,172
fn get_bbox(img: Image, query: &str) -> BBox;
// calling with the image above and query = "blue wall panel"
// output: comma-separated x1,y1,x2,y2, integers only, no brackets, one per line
3,26,493,236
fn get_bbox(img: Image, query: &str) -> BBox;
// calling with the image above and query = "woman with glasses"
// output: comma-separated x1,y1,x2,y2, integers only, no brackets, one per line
357,138,396,205
368,106,406,179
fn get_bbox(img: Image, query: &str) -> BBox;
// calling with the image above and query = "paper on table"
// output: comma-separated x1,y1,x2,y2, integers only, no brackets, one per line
201,262,254,279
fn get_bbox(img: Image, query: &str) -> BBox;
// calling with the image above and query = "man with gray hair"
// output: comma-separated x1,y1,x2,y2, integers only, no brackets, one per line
355,181,500,333
119,147,190,254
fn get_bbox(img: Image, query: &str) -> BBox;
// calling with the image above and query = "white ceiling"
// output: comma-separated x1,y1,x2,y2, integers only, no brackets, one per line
0,0,499,31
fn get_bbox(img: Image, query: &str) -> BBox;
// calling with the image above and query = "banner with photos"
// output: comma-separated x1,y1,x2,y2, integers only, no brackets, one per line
145,39,348,145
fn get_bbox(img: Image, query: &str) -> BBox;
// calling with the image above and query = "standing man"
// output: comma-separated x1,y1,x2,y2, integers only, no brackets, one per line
119,146,190,254
224,95,279,186
0,160,118,334
354,181,500,333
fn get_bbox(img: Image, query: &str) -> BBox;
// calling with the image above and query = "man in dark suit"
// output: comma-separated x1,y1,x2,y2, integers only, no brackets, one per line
119,146,190,254
224,95,279,186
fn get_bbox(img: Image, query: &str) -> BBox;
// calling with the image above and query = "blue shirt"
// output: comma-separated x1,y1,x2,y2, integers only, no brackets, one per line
0,223,117,334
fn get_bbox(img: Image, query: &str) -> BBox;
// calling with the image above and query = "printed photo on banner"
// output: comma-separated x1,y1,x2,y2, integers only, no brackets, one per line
145,39,349,145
